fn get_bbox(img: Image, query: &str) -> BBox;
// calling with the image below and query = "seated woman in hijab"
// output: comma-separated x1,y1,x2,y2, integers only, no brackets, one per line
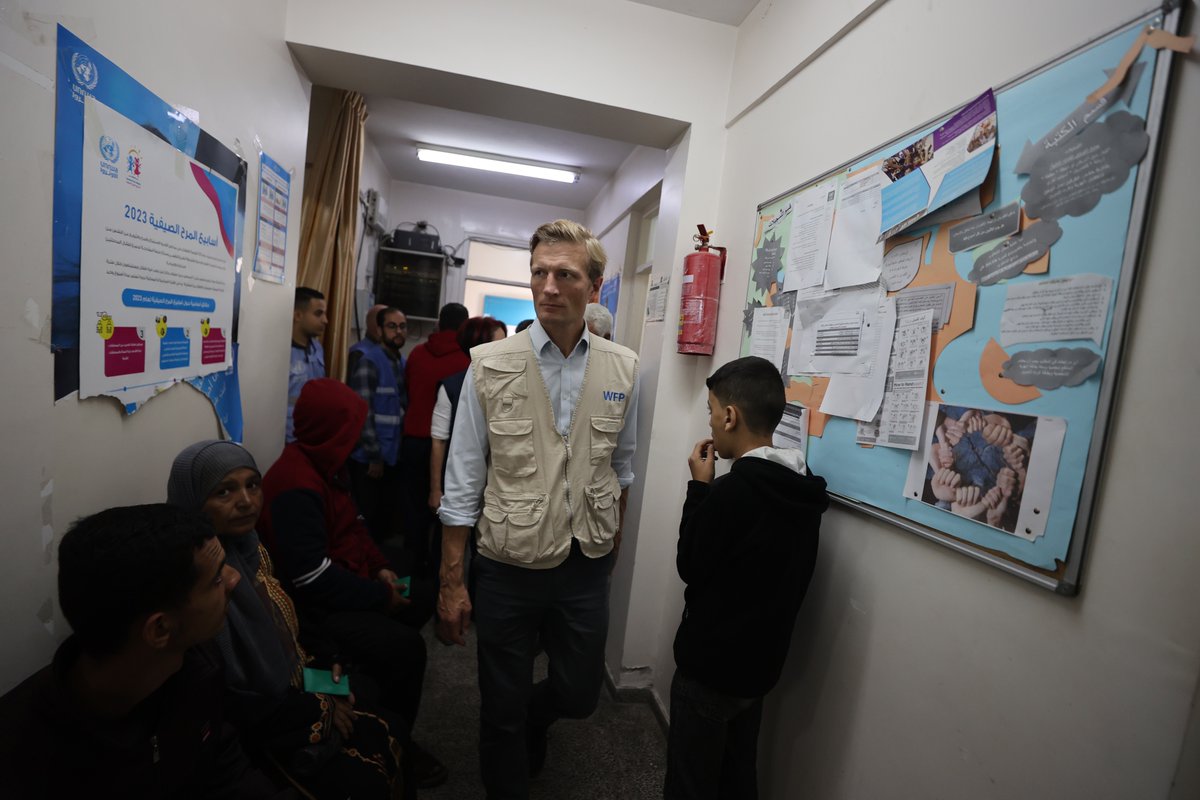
168,440,408,799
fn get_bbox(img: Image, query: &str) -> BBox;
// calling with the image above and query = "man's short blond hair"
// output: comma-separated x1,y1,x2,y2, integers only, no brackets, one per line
530,219,607,283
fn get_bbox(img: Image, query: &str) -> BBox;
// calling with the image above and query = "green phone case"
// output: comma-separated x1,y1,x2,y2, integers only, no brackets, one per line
302,667,351,696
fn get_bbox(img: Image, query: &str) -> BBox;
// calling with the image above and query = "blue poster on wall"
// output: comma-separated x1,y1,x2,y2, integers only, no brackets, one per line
54,26,245,438
599,275,620,318
482,295,536,330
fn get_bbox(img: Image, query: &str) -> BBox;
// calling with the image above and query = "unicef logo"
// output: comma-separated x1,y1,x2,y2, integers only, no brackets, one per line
99,136,119,163
71,52,99,90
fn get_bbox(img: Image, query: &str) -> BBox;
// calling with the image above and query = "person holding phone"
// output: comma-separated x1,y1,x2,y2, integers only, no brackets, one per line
168,439,404,798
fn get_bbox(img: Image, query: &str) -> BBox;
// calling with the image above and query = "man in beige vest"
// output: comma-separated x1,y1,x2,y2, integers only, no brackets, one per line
437,220,639,799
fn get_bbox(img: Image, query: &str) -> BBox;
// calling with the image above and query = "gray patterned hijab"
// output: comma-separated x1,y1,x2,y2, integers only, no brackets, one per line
167,440,292,708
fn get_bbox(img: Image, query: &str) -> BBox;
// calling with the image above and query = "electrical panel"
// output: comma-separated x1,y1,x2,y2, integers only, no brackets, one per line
374,246,443,321
364,188,387,234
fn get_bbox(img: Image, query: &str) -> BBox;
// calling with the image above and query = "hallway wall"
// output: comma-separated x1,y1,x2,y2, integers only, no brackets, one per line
707,0,1200,796
0,0,310,690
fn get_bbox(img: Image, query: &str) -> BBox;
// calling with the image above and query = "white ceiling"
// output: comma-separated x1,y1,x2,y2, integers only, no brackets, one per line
288,43,687,212
365,98,638,211
627,0,760,26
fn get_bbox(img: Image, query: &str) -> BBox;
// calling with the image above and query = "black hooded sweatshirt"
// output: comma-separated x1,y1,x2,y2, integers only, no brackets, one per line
673,452,829,698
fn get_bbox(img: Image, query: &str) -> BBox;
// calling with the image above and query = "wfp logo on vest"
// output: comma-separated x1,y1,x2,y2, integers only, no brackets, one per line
602,390,626,402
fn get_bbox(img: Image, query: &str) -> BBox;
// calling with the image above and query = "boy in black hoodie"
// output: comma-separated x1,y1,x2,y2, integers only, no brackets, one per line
665,356,829,800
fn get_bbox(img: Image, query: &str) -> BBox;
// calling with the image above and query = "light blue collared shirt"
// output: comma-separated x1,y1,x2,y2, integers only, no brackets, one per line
438,319,639,528
286,337,325,443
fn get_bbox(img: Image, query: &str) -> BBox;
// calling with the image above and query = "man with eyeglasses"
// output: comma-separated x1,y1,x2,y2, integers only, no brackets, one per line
348,306,409,543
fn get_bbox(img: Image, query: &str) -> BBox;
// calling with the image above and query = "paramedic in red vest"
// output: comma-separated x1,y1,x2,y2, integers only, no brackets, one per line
348,306,408,543
400,302,469,575
437,220,639,799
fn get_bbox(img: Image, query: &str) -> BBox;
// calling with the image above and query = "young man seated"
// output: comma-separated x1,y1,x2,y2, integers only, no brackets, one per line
0,504,285,799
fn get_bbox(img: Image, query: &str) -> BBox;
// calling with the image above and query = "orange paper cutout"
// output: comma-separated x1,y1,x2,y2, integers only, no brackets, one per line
785,378,831,437
980,338,1041,405
753,213,772,248
1087,27,1195,103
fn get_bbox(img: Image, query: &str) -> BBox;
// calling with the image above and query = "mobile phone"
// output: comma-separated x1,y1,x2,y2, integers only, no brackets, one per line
302,667,350,696
393,576,411,598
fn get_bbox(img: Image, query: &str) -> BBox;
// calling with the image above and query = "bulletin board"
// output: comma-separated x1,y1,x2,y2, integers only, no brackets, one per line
738,5,1188,594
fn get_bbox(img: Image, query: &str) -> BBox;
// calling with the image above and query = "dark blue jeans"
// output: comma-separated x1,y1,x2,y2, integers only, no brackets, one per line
473,541,612,800
664,670,764,800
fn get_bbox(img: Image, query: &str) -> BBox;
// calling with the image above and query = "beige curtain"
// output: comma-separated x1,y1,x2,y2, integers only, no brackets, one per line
296,90,367,382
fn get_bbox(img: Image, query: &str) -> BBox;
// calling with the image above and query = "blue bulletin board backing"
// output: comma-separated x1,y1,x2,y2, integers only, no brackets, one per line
739,7,1184,593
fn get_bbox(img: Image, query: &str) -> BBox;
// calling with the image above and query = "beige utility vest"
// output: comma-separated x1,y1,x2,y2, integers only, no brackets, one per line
472,331,638,569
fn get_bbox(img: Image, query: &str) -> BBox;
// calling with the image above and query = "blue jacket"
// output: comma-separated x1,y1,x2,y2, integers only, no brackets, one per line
286,338,325,443
347,337,373,377
350,342,405,466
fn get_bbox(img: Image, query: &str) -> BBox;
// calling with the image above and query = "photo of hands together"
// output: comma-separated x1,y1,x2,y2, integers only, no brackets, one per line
921,405,1036,534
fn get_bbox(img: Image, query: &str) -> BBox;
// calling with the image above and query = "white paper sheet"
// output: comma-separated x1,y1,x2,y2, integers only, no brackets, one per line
825,169,887,290
79,97,237,407
749,306,788,372
645,274,670,323
788,282,883,376
772,403,809,459
820,297,897,421
999,274,1112,347
895,282,956,329
878,90,997,241
857,309,933,449
904,404,944,500
783,179,839,292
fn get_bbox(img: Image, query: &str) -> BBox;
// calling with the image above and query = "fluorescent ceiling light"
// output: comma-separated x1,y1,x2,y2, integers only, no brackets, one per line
416,145,579,184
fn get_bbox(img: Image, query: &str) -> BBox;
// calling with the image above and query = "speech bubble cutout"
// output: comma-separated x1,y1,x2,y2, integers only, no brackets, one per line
1014,60,1145,175
882,237,924,291
1021,111,1148,221
1001,347,1102,388
772,289,797,318
752,233,784,294
967,219,1063,285
949,201,1021,253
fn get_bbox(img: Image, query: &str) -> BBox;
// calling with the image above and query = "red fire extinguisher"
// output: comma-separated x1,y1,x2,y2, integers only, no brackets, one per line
678,224,727,355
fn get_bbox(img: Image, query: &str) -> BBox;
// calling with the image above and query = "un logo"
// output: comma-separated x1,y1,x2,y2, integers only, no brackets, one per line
99,136,119,163
71,52,99,90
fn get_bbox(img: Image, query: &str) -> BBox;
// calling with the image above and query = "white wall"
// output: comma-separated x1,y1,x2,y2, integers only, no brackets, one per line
352,133,389,337
285,0,735,129
710,0,1200,797
726,0,884,124
0,0,310,691
586,146,667,352
586,145,668,239
384,179,582,345
387,179,582,255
